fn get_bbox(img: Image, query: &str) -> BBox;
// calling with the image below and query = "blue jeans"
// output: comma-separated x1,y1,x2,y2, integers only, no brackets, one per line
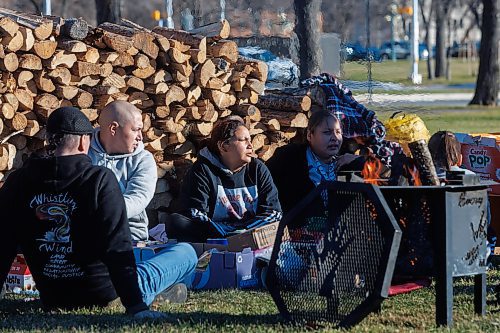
136,242,197,305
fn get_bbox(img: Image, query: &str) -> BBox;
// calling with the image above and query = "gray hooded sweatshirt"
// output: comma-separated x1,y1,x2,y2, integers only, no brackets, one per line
88,129,156,241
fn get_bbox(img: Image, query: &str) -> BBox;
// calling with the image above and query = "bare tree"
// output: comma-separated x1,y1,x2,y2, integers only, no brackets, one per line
419,0,434,80
434,0,453,78
294,0,323,80
470,0,499,106
95,0,121,25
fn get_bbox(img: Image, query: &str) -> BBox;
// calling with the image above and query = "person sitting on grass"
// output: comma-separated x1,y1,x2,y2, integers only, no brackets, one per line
266,110,365,214
428,130,475,178
88,101,157,242
167,117,282,242
0,107,197,319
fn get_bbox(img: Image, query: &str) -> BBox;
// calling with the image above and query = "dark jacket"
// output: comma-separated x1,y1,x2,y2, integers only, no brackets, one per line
0,154,147,314
266,143,366,213
176,148,282,236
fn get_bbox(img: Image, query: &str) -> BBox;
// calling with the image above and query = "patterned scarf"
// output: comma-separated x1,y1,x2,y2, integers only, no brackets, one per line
306,147,337,207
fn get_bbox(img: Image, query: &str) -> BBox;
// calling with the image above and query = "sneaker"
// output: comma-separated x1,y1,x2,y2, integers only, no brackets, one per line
153,283,188,304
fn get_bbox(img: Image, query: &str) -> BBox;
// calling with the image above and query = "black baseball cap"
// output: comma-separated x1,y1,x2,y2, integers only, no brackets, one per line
46,106,94,135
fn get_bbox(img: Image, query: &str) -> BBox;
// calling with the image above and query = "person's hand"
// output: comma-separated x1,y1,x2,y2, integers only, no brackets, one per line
132,309,167,320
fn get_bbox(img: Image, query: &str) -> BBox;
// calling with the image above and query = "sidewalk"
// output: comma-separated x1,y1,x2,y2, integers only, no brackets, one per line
355,92,500,107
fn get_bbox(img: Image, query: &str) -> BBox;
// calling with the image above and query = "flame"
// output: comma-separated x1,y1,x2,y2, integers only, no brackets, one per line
361,157,385,185
405,164,422,186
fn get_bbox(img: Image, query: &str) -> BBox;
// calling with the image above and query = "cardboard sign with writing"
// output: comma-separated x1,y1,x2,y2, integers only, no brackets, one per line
226,222,280,252
456,132,500,194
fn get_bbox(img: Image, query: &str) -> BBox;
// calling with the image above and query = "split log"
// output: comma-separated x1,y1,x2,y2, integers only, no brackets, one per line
18,26,35,51
34,71,56,93
246,78,265,94
154,85,186,106
45,50,77,69
203,89,237,110
102,72,127,89
188,19,230,40
1,103,15,120
76,46,100,63
80,108,98,121
408,140,440,186
55,85,79,100
2,30,24,52
234,57,268,81
207,40,238,63
71,89,93,108
99,22,158,58
48,67,72,85
32,39,57,59
154,106,170,119
0,52,18,72
14,89,34,111
125,76,145,91
183,122,213,137
6,112,27,131
18,54,42,70
257,94,311,112
252,133,268,151
0,143,16,171
0,16,19,37
15,70,33,88
155,117,185,133
58,38,87,52
261,110,308,128
23,119,40,136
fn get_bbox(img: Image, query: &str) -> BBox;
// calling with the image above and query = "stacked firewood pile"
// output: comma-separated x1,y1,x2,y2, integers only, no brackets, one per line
0,8,315,224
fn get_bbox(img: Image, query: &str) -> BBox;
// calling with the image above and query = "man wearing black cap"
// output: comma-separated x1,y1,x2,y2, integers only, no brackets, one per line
0,107,197,318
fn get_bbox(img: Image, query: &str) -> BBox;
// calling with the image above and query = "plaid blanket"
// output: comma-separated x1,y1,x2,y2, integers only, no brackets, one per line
300,73,403,167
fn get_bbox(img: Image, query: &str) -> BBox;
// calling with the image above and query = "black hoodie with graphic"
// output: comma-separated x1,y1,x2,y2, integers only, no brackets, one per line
176,148,282,236
0,154,147,314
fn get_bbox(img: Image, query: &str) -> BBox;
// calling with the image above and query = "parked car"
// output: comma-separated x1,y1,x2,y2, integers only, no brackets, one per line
341,42,381,62
379,41,429,60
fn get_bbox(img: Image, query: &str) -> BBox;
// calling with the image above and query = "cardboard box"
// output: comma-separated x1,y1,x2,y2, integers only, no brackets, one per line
133,241,177,262
227,222,279,252
5,255,36,292
456,132,500,194
190,248,260,290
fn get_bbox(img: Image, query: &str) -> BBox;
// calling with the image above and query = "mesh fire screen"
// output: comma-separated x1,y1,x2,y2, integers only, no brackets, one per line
380,187,437,278
267,181,401,327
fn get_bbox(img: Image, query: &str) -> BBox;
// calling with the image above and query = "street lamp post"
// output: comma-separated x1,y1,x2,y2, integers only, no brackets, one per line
410,0,422,84
42,0,51,15
165,0,174,29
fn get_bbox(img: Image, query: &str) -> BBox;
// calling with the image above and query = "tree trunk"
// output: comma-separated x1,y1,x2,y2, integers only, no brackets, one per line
470,0,499,106
419,0,434,80
434,1,447,78
95,0,122,25
294,0,323,80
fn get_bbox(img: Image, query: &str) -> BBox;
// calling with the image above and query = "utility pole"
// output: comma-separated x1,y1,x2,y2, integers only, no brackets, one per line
42,0,51,15
410,0,422,84
165,0,174,29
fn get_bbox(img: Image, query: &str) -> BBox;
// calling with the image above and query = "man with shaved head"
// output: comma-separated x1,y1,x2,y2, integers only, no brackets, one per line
88,101,156,241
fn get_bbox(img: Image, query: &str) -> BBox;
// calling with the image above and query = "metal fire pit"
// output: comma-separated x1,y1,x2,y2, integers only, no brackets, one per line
266,181,401,327
380,184,489,326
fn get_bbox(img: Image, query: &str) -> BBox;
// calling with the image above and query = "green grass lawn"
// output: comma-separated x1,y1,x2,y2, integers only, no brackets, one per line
341,58,479,89
1,270,499,332
373,107,500,134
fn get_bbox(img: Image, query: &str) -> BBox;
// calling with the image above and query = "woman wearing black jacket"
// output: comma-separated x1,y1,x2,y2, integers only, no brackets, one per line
266,110,365,214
